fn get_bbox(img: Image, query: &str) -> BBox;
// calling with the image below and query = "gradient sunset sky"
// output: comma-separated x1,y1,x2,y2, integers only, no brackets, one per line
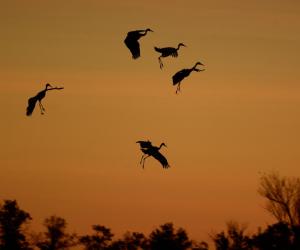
1,0,300,242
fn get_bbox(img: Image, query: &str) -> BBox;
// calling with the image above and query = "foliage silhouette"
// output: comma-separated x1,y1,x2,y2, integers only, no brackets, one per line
35,215,77,250
109,232,147,250
191,241,209,250
148,222,192,250
211,221,251,250
79,225,114,250
251,222,295,250
2,173,300,250
0,200,32,250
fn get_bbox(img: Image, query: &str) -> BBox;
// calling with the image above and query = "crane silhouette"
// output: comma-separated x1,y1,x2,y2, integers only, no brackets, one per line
172,61,205,94
124,28,153,59
136,140,170,169
154,43,186,69
26,83,64,116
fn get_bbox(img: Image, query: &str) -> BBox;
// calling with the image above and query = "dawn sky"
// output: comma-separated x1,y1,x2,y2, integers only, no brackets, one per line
1,0,300,242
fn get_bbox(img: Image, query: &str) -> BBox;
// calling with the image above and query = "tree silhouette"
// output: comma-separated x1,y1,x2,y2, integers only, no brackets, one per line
0,200,32,250
211,221,251,250
109,232,147,250
191,241,209,250
148,223,192,250
251,222,294,250
35,215,76,250
79,225,114,250
258,172,300,227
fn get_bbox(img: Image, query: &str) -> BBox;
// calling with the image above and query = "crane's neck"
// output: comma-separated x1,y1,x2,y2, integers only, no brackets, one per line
190,66,196,72
159,143,164,149
192,63,200,71
142,29,150,36
177,44,183,50
44,85,49,91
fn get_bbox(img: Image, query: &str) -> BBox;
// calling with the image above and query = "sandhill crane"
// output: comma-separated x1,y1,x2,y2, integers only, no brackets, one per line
154,43,186,69
124,28,153,59
136,140,170,169
172,61,205,94
26,83,64,116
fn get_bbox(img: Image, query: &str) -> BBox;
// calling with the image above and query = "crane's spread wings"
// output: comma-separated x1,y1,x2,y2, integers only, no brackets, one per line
151,150,170,169
136,140,152,149
26,96,38,116
124,36,140,59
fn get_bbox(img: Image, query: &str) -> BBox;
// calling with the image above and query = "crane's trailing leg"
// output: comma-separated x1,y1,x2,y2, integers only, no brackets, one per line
141,155,150,169
158,57,164,69
38,101,45,115
176,83,181,94
140,154,145,164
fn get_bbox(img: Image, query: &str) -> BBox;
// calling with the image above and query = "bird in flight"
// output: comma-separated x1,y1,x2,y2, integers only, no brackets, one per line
26,83,64,116
172,61,205,94
124,28,153,59
136,140,170,169
154,43,186,69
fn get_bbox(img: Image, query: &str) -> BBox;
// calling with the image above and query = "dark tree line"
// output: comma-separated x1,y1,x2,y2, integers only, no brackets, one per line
1,172,300,250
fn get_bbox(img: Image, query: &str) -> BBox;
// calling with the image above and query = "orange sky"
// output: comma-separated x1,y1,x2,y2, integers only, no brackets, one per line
1,0,300,243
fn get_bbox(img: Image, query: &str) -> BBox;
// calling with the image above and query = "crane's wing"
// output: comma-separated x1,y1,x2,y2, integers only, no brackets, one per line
172,69,190,85
163,47,178,57
154,47,178,57
136,140,152,149
124,36,140,59
26,96,38,116
171,50,178,57
151,150,170,169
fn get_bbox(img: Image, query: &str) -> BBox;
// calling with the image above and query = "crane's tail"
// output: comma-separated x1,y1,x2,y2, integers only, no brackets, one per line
154,46,161,52
26,97,37,116
163,163,170,169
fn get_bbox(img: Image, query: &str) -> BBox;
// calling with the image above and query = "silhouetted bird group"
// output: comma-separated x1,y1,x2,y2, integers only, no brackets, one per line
124,28,205,94
26,27,207,170
124,28,206,168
